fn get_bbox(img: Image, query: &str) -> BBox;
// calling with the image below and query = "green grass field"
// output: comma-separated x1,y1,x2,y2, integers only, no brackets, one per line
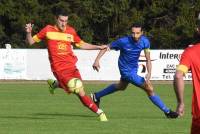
0,82,192,134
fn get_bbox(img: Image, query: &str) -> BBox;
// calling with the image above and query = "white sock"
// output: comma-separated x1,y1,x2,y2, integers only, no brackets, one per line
96,109,103,115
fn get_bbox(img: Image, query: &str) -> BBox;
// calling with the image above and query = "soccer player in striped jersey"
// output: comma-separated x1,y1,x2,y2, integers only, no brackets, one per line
91,23,178,119
25,7,108,121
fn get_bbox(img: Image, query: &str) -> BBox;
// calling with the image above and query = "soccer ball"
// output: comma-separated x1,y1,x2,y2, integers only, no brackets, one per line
67,78,83,93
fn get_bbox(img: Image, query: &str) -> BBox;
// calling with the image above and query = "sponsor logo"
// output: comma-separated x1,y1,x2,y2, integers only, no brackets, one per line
159,52,182,61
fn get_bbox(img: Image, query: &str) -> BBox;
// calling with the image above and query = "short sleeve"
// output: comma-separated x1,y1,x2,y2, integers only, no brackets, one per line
70,28,82,47
176,49,191,73
33,26,48,42
73,30,81,43
110,39,122,50
143,38,150,49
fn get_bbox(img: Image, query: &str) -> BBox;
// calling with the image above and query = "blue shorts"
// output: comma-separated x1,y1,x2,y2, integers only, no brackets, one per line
121,71,145,87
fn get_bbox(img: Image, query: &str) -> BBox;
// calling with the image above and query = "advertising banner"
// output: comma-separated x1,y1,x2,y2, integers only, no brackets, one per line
138,50,192,80
0,49,26,79
0,49,192,80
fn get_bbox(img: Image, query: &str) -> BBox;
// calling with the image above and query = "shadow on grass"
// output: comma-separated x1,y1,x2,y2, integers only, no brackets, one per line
0,113,165,121
0,113,95,120
32,113,95,118
117,115,167,120
33,113,95,118
0,115,54,120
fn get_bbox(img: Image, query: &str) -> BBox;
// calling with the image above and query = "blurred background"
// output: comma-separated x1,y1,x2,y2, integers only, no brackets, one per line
1,0,200,49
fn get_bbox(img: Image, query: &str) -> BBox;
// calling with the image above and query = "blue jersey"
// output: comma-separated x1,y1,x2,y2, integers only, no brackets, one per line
110,35,150,77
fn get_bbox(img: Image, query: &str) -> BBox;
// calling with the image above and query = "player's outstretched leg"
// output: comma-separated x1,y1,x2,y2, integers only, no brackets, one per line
67,78,108,121
79,95,108,121
47,79,58,94
143,81,179,118
149,95,179,118
90,84,117,107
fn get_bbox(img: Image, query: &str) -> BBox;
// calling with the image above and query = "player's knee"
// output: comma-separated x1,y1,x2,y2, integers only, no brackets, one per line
116,84,127,91
145,81,153,89
67,78,83,94
118,87,126,91
143,81,154,95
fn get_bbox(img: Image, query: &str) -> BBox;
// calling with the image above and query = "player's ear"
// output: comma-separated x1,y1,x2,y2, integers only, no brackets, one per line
197,27,200,33
55,16,58,21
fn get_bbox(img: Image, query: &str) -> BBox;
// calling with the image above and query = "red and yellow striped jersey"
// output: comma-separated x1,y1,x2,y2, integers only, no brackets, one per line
33,25,84,72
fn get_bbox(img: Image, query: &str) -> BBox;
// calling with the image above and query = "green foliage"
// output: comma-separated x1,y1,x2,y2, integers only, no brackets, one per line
1,0,200,48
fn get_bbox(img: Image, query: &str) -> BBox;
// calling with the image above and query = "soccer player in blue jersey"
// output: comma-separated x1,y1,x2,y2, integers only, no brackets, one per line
91,23,179,118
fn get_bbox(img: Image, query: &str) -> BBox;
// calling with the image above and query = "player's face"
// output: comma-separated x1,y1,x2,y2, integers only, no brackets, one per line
56,15,68,32
131,27,143,41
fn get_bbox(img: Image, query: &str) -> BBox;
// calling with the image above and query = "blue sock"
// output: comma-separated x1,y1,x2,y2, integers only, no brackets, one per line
95,84,117,100
149,95,170,113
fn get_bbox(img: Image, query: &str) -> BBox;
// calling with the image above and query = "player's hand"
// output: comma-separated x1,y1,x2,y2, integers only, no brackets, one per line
93,61,100,72
25,23,34,33
176,103,185,117
98,45,110,50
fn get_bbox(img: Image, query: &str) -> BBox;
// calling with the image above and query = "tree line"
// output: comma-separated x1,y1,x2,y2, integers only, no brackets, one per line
0,0,200,49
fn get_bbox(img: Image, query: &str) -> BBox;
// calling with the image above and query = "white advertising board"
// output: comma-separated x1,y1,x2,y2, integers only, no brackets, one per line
138,50,191,80
0,49,26,79
0,49,192,80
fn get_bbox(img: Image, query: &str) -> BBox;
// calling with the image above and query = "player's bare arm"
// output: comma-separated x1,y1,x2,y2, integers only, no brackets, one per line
144,49,152,81
174,70,185,117
93,47,109,72
79,42,108,50
25,23,35,45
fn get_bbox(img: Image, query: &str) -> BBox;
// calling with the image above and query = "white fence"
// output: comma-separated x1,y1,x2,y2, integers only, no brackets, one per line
0,49,191,80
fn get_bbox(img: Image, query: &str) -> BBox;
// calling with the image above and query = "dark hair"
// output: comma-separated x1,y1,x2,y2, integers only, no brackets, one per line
52,7,68,17
131,23,143,31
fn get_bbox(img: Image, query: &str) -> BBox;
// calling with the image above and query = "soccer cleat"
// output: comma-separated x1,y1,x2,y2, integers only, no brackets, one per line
99,112,108,122
90,93,100,107
165,110,179,119
47,79,57,95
